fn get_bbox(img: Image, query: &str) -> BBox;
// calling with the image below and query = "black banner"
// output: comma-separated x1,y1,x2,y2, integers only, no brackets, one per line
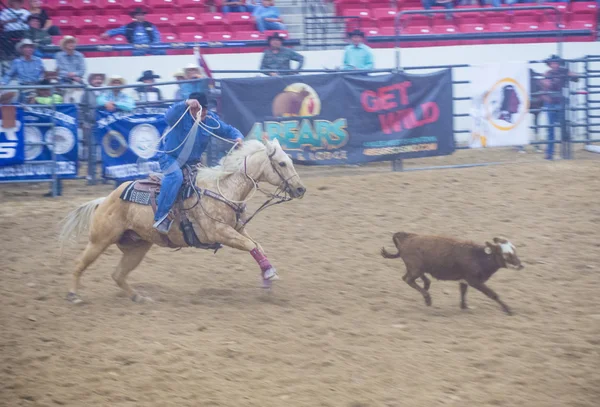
220,70,454,165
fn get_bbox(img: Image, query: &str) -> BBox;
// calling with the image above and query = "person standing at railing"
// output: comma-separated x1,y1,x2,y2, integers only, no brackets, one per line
100,7,166,56
542,54,579,160
260,32,304,76
252,0,286,32
342,30,374,71
97,75,136,113
179,63,209,99
136,70,163,102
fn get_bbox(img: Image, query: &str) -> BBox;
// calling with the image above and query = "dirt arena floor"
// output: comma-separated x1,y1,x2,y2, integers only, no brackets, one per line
1,148,599,407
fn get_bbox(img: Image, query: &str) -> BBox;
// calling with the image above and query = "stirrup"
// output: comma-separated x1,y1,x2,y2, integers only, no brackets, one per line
153,214,173,235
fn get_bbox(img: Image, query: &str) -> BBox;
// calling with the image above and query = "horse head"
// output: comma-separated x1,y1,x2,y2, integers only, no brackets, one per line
259,138,306,199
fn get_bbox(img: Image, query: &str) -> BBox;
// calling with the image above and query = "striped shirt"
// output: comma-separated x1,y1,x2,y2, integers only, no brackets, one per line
55,51,86,81
0,8,30,32
1,56,45,85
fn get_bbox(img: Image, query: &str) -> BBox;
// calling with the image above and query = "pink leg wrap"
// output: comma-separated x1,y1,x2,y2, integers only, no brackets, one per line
250,248,272,272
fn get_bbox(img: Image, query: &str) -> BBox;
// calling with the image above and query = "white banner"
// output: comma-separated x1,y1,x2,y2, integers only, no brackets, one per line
470,62,530,148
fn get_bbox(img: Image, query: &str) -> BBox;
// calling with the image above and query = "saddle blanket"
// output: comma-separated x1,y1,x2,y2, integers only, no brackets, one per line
120,179,196,206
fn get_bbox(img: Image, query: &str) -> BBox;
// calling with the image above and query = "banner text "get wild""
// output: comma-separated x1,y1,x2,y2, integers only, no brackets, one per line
360,82,440,135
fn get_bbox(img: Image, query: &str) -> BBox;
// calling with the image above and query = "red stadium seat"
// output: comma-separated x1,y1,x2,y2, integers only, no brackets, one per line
206,32,234,41
179,0,205,12
162,32,179,42
342,8,372,24
100,15,130,30
73,0,100,15
146,13,176,30
487,22,514,44
458,22,487,45
55,0,76,12
74,16,104,35
174,13,202,33
570,2,598,25
179,32,207,42
431,18,459,46
484,11,511,26
367,0,392,10
372,8,397,28
399,7,430,28
233,31,265,52
227,13,255,32
363,27,380,37
513,21,542,43
77,35,103,45
201,13,228,32
99,0,126,14
55,16,76,35
148,0,181,11
124,0,148,10
334,0,368,15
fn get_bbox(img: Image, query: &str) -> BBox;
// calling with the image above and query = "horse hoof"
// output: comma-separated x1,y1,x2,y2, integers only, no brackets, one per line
131,294,153,304
66,292,83,305
262,267,279,281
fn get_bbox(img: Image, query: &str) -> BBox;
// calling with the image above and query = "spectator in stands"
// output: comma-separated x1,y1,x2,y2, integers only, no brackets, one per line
100,7,165,56
342,29,374,71
180,63,209,99
55,36,86,84
0,0,31,59
543,54,579,160
82,73,105,122
25,15,51,57
1,38,44,85
422,0,454,20
136,70,163,102
28,78,63,105
253,0,285,33
97,75,135,112
173,70,185,99
28,0,60,36
260,32,304,76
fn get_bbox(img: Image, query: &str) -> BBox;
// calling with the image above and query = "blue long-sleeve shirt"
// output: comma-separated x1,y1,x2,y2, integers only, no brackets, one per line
106,23,161,45
342,43,374,70
97,91,136,112
1,56,44,85
162,101,243,164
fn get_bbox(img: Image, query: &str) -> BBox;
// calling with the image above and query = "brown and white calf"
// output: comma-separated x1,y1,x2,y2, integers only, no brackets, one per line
381,232,524,315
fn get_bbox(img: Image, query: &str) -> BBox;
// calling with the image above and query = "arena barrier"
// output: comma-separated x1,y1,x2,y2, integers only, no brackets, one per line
1,61,595,195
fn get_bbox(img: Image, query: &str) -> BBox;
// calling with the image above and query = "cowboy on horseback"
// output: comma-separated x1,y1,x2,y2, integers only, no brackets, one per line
153,92,244,234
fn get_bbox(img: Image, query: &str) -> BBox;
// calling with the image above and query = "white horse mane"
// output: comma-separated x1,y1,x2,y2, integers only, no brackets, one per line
197,139,268,182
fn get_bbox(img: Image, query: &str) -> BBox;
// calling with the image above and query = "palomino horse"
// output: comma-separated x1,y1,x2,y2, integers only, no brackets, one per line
59,139,306,304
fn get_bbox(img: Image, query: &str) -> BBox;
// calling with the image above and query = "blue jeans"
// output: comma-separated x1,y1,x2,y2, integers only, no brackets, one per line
155,154,184,221
422,0,453,10
544,102,562,160
255,19,285,32
222,5,248,13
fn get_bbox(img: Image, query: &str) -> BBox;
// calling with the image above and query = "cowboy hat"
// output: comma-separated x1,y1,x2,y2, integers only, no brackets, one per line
107,75,126,85
137,70,160,82
184,63,201,71
545,54,565,66
130,7,147,17
87,73,106,83
59,35,77,49
267,32,285,43
347,29,365,38
15,38,36,52
173,70,185,78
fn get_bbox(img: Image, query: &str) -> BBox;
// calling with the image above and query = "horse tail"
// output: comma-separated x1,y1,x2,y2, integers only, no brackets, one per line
381,232,414,259
59,197,105,253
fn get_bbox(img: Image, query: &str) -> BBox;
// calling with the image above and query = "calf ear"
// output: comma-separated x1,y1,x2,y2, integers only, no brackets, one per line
485,242,494,255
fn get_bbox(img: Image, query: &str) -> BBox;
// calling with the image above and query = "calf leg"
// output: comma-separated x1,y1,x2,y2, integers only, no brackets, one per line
469,282,512,315
402,272,432,306
421,275,431,291
460,282,468,309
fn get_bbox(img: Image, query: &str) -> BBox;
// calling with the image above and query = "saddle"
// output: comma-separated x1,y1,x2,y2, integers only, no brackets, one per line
120,166,222,252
